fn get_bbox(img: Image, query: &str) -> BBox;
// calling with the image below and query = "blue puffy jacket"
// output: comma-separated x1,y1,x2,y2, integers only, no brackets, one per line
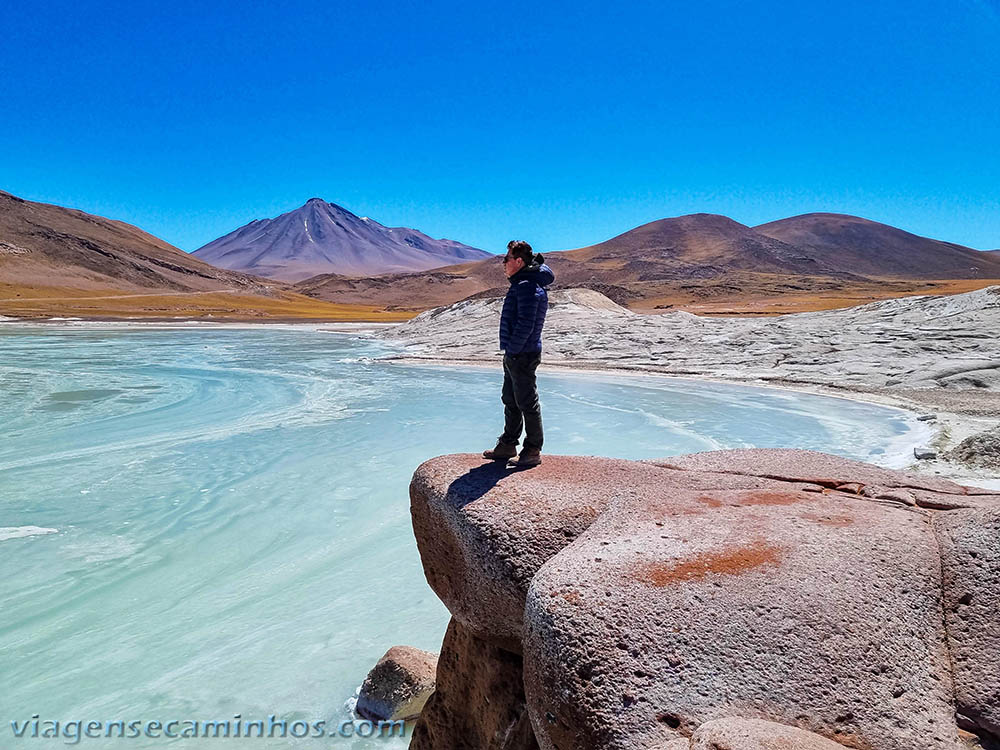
499,258,555,354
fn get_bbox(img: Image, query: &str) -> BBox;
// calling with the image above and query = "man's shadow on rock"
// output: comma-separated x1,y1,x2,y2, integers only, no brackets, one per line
444,459,525,510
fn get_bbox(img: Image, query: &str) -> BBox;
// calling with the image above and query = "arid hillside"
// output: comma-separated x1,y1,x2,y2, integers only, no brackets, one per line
755,212,1000,279
5,193,997,319
295,213,1000,315
0,191,411,321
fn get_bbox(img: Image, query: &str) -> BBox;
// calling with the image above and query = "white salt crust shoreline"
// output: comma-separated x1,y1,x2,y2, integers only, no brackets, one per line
373,354,998,489
3,310,997,489
366,286,1000,490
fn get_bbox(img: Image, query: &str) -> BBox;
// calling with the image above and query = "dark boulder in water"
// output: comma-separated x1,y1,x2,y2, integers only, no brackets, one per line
356,645,438,722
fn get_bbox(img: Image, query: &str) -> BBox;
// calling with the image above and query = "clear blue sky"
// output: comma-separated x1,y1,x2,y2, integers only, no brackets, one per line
3,0,999,254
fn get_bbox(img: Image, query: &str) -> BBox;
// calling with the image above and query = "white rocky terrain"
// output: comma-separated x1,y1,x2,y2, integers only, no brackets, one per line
373,285,1000,482
375,286,1000,399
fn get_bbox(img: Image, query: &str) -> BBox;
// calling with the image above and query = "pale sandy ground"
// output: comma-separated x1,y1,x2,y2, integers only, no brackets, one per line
370,286,1000,491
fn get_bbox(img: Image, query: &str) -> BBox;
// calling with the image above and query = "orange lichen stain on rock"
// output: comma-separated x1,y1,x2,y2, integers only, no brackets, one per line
736,491,807,506
801,511,855,527
696,491,808,508
636,541,783,587
560,590,582,605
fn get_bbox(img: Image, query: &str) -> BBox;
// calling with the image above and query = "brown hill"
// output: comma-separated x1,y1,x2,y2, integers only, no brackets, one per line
0,190,270,293
296,213,981,314
754,213,1000,279
293,265,495,311
6,193,995,319
0,191,410,321
555,213,858,279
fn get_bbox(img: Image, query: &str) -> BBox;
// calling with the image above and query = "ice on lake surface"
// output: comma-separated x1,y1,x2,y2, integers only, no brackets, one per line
0,324,930,748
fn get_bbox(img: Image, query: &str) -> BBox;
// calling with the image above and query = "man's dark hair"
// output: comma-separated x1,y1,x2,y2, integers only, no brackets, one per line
506,240,534,264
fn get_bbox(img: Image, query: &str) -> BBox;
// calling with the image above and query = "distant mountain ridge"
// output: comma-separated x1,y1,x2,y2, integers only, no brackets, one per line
192,198,490,282
555,211,1000,282
754,213,1000,279
295,211,1000,313
0,190,269,293
555,212,862,280
0,190,420,321
5,189,998,318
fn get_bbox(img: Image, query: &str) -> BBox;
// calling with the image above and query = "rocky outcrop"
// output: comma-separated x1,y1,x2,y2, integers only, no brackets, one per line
410,619,537,750
947,427,1000,471
935,507,1000,738
526,486,949,749
377,286,1000,412
356,645,437,722
409,449,1000,749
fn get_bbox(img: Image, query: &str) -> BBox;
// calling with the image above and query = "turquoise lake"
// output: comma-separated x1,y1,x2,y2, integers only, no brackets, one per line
0,324,929,748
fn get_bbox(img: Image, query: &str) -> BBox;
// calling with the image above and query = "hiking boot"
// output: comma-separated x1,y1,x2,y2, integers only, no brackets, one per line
512,448,541,468
483,441,518,460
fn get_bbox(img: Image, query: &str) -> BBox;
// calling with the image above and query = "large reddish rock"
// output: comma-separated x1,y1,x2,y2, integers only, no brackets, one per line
408,450,1000,750
935,507,1000,738
410,454,830,652
410,456,611,652
524,486,956,749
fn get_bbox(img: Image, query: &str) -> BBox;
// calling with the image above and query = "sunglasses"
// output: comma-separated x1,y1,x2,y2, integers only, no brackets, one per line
500,255,517,265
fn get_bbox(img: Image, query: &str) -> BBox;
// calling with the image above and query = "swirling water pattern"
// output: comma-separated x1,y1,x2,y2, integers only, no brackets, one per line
0,324,928,748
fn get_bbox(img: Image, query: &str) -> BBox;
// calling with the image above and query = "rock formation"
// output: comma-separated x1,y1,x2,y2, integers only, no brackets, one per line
408,449,1000,749
375,285,1000,415
409,620,537,750
356,645,437,722
947,427,1000,471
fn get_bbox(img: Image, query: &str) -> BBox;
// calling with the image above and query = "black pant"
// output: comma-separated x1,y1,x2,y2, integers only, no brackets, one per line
499,351,543,451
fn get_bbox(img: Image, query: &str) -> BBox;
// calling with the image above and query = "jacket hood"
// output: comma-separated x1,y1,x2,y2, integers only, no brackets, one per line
510,255,555,287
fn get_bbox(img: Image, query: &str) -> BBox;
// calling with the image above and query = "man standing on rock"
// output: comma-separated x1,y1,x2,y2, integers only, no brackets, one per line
483,240,555,468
